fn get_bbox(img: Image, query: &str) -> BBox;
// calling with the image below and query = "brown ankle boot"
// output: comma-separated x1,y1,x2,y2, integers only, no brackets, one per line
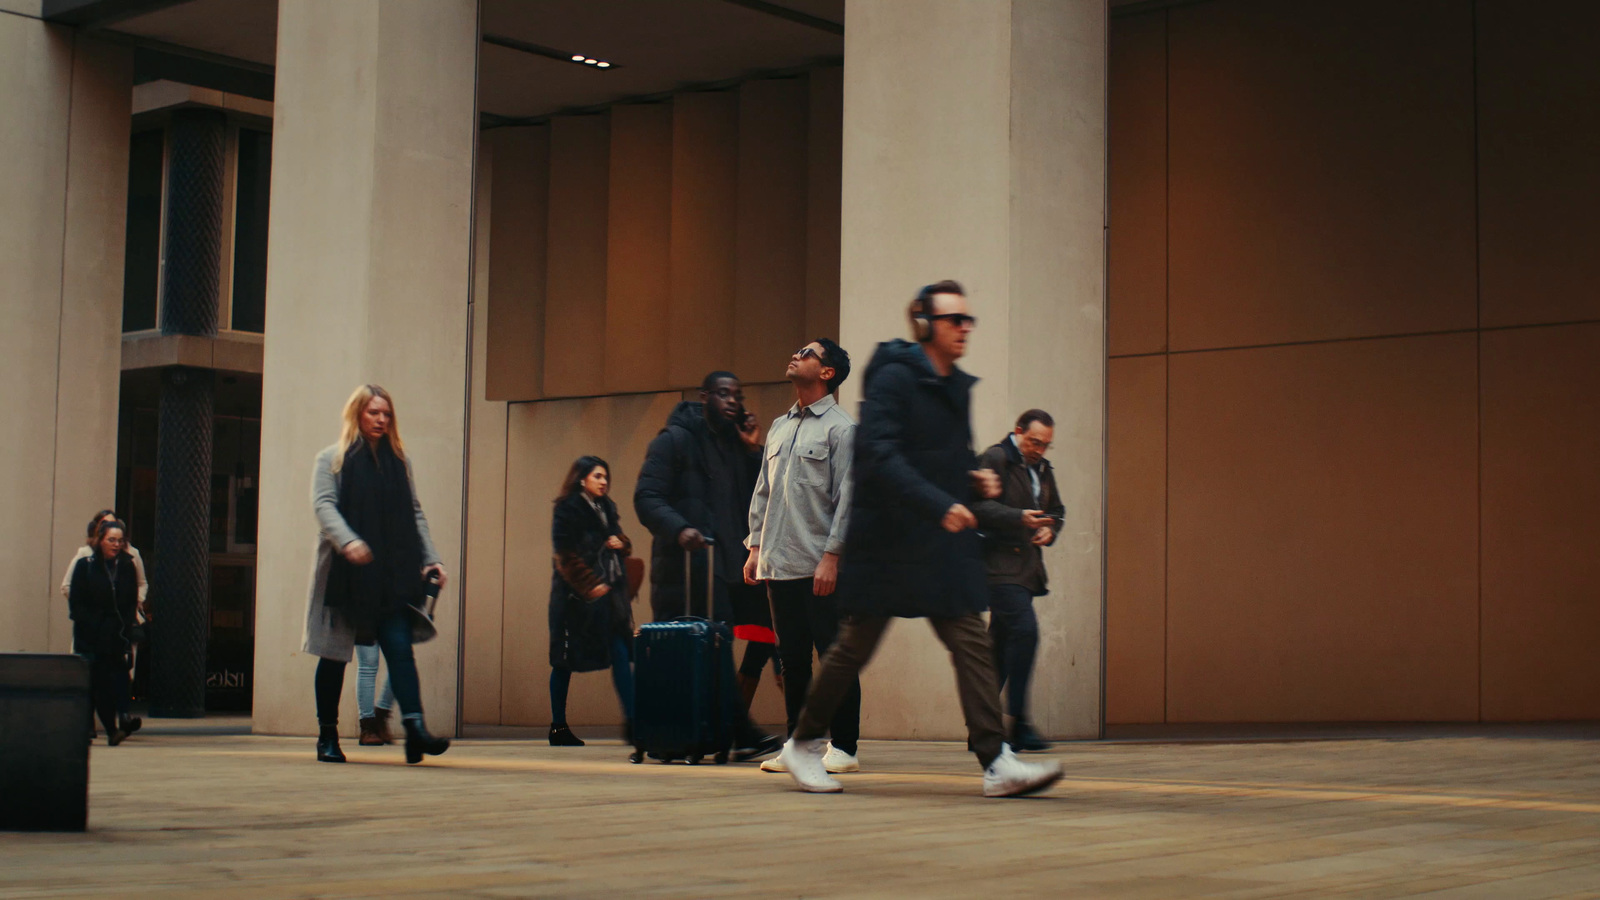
359,717,383,746
374,708,394,744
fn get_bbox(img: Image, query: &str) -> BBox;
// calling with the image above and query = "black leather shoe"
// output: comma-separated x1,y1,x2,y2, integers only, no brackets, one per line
548,724,585,747
316,735,346,763
1012,721,1052,752
403,718,450,764
120,715,142,735
732,732,783,762
107,727,128,747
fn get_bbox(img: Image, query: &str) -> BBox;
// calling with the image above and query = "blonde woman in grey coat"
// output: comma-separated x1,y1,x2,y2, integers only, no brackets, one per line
303,384,450,765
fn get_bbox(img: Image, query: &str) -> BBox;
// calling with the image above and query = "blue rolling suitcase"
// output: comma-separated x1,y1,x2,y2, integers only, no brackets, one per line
632,543,736,765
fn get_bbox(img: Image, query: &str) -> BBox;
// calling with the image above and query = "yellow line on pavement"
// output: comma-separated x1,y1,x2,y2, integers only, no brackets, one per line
196,748,1600,814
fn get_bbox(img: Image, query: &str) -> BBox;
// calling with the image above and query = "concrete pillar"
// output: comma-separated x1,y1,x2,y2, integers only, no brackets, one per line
148,108,226,717
0,16,130,653
838,0,1107,740
253,0,479,735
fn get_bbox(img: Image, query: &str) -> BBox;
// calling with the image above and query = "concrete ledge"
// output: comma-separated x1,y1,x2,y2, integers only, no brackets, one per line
132,79,273,119
121,331,264,374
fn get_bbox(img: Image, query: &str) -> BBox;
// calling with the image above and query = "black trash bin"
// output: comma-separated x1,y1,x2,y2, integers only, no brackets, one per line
0,653,91,831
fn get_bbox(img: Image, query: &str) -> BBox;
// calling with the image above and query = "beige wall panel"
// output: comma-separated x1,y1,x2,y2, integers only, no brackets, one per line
669,92,739,388
485,126,549,402
1166,334,1479,721
0,17,71,652
1166,0,1475,352
1106,355,1166,725
49,38,132,653
1481,324,1600,720
734,78,809,383
0,1,43,16
1108,12,1166,358
464,143,509,725
1478,0,1600,328
501,392,681,727
255,0,477,735
805,67,843,342
543,114,609,398
605,104,673,394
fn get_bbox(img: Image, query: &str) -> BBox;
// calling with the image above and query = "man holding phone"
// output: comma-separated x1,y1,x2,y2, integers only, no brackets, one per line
635,370,782,761
971,409,1066,752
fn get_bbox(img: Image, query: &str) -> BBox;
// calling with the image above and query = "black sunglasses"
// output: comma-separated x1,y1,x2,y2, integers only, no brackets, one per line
928,313,977,328
795,346,830,364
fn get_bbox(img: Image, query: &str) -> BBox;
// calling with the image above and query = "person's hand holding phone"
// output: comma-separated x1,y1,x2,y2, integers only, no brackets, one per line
736,408,763,452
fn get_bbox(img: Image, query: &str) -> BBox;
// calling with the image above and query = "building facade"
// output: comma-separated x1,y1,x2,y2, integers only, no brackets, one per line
3,0,1594,739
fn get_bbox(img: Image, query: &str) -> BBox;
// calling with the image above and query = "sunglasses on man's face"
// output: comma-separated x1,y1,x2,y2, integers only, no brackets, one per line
794,346,829,363
929,313,977,328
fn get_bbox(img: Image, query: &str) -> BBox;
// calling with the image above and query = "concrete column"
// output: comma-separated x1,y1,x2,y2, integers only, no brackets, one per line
0,17,130,653
148,108,226,717
838,0,1107,740
253,0,479,736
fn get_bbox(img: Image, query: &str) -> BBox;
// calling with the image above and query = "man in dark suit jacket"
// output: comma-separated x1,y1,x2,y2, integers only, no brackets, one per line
973,409,1065,751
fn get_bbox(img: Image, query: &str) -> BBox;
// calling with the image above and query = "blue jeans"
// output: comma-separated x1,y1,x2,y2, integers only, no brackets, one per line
356,642,394,719
550,634,635,726
315,610,423,726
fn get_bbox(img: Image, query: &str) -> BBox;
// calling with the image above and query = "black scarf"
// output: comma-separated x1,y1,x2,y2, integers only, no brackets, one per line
325,437,423,640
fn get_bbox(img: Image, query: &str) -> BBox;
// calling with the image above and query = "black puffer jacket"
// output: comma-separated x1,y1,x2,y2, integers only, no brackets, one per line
633,401,759,589
838,339,991,619
68,552,139,655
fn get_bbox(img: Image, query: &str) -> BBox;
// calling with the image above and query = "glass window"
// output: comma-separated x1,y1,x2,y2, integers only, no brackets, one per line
230,128,271,333
122,129,163,332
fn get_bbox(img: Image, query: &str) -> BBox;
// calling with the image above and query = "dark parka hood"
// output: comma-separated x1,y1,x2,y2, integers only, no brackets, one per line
664,400,709,434
861,338,978,392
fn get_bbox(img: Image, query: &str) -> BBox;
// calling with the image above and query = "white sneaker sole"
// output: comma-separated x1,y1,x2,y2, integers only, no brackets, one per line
760,758,788,773
794,778,843,793
984,765,1064,798
824,759,859,774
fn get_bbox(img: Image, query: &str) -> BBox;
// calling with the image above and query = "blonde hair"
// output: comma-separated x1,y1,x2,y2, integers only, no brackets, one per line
332,384,407,473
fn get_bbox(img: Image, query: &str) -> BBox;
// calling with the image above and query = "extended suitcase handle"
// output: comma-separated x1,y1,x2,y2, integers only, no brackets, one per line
683,539,715,619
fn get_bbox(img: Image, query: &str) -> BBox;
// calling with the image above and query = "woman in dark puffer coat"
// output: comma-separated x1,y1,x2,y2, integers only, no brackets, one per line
548,455,637,759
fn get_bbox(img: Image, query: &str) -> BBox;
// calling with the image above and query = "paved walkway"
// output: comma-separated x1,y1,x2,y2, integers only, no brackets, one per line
6,728,1600,898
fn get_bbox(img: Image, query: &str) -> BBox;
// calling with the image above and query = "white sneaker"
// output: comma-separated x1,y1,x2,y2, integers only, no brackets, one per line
760,754,788,773
822,743,860,774
779,738,841,793
982,744,1063,798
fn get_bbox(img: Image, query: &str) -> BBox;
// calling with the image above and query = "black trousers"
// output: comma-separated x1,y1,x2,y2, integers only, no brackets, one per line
768,578,859,755
85,651,128,734
987,584,1039,722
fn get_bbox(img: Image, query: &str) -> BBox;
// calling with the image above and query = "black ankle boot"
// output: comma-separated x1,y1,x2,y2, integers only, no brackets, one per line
548,724,585,747
1011,719,1052,752
317,725,346,763
403,717,450,764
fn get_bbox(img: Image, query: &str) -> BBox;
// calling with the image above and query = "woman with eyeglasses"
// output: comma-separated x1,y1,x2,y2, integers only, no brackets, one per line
67,518,140,745
549,455,640,760
61,509,148,737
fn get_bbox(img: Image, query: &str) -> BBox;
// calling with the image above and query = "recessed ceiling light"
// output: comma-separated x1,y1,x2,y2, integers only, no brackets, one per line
584,58,598,65
596,61,611,68
571,54,584,61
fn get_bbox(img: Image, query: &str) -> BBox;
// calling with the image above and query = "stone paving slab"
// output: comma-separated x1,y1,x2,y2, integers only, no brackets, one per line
4,731,1600,898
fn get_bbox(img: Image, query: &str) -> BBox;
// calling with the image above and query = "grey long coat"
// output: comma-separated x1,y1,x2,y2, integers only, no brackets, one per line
301,442,442,662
